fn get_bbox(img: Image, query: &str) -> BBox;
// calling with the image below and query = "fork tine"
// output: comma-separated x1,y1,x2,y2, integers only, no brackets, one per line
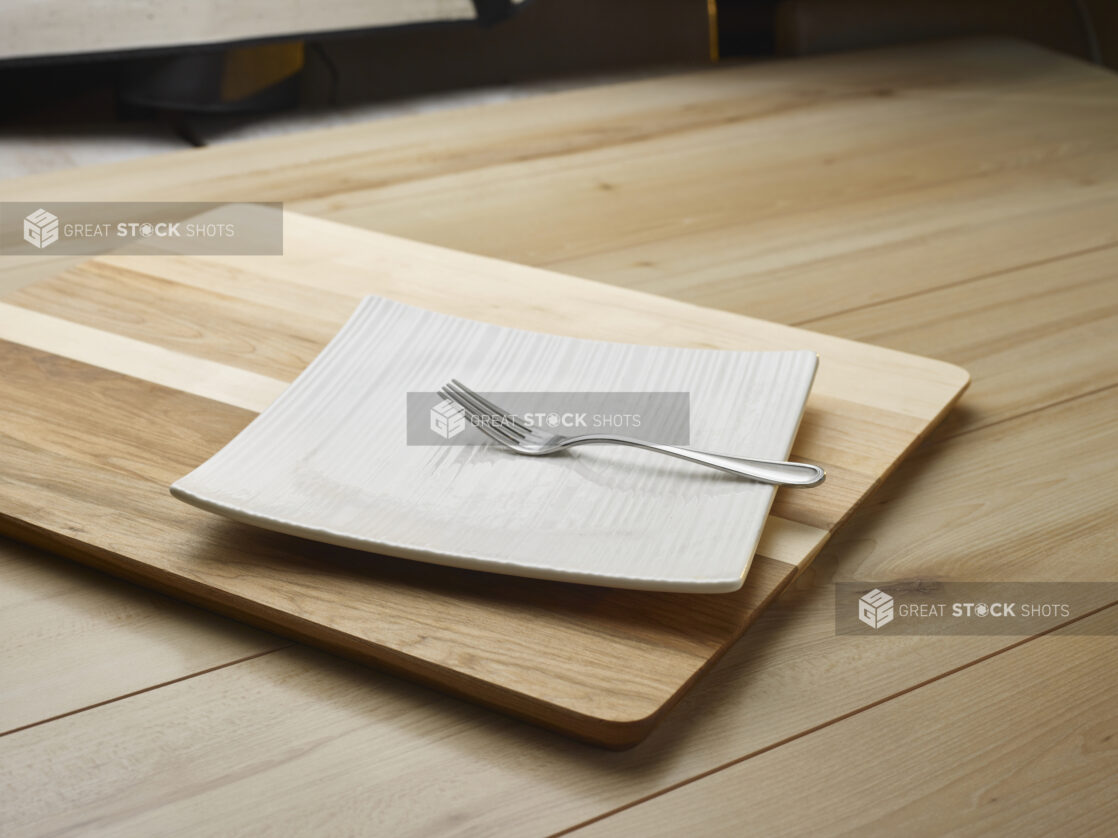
439,388,516,445
463,409,522,447
439,388,522,446
473,420,520,448
444,386,527,442
449,379,533,435
444,381,528,440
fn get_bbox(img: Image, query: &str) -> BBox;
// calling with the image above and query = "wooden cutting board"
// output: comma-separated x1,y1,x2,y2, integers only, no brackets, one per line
0,212,968,747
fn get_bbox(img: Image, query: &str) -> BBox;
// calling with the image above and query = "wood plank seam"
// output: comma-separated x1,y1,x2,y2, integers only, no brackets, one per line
790,239,1118,333
0,645,292,738
553,598,1118,838
933,381,1118,442
522,145,1118,271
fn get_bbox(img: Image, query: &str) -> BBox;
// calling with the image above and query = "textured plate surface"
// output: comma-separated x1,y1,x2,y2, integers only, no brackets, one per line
172,296,817,592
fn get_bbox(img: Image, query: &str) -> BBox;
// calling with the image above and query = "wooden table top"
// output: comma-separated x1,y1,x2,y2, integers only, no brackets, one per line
2,37,1117,835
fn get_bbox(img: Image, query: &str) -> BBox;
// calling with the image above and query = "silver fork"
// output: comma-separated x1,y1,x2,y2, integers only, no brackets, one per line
438,380,825,487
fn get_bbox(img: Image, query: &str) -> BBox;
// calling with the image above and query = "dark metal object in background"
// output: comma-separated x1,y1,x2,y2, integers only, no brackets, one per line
117,44,305,115
472,0,517,26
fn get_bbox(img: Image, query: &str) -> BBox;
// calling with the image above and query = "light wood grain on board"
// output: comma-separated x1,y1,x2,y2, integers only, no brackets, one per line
2,220,968,540
7,218,968,425
0,303,287,413
573,605,1118,838
0,211,966,745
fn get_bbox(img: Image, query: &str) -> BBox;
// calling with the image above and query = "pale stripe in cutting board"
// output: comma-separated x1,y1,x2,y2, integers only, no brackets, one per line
0,302,286,413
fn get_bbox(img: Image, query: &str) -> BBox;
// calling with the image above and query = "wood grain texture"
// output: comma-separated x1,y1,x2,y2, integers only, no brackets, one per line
574,605,1118,838
2,40,1115,326
0,303,287,412
0,36,1115,833
0,537,286,735
802,242,1118,438
0,213,966,746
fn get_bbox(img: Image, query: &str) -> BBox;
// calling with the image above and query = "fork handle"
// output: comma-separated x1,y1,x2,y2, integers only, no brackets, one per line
565,436,825,487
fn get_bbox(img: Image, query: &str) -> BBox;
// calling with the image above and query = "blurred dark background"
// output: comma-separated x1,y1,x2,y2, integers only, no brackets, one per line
0,0,1114,169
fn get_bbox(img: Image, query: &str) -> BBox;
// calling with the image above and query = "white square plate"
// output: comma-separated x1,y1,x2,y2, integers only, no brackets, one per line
171,296,817,592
